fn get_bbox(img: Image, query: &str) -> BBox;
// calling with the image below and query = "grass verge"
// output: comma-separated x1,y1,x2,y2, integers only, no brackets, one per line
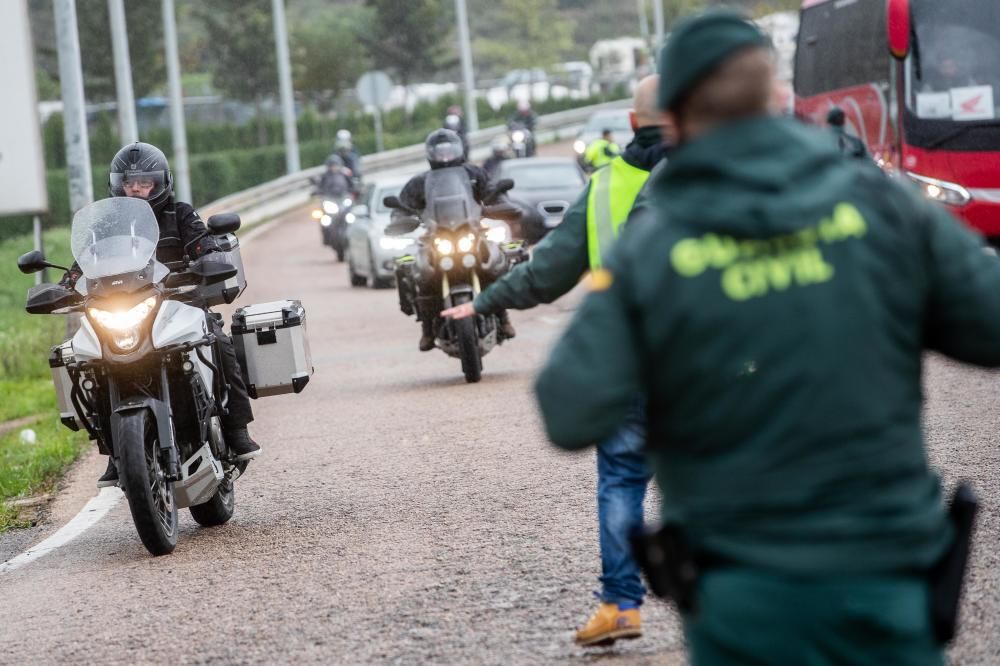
0,417,89,532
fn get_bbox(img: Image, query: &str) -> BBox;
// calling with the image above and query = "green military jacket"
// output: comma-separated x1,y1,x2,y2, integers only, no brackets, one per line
536,116,1000,576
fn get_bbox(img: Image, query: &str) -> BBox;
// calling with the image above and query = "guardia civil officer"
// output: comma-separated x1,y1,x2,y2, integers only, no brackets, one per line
535,11,998,665
444,75,670,646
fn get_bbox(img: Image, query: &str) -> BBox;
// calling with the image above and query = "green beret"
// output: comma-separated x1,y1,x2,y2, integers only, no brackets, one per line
658,10,771,111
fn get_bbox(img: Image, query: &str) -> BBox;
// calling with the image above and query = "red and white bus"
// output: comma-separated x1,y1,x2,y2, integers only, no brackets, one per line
795,0,1000,238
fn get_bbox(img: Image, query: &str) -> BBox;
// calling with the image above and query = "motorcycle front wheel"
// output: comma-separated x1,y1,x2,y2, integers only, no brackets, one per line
453,294,482,383
118,410,178,555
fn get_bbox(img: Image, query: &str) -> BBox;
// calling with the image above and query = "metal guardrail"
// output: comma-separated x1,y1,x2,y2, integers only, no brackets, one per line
198,98,630,223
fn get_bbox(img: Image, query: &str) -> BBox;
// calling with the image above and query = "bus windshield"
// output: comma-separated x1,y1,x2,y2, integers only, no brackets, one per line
908,1,1000,124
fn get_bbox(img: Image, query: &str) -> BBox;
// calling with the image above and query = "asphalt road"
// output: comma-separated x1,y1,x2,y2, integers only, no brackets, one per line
2,145,999,664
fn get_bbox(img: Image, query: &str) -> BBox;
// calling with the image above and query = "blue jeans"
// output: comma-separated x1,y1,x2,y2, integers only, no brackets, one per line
597,402,651,606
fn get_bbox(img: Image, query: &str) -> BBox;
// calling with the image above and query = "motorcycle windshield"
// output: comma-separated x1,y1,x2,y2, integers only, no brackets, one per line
71,198,160,279
423,166,481,231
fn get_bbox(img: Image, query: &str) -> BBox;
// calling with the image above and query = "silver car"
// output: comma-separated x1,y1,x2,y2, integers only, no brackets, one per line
346,180,419,289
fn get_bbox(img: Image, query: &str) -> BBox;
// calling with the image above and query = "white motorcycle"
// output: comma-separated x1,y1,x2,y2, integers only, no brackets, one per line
18,198,311,555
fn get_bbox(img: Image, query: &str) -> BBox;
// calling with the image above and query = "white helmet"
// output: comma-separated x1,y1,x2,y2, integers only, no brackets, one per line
335,129,352,149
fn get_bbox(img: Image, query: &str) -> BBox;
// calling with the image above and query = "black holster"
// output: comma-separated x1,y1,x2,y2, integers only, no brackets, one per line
630,523,701,613
929,482,978,644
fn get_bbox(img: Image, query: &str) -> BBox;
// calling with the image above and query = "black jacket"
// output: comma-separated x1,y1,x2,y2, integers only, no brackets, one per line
398,164,492,213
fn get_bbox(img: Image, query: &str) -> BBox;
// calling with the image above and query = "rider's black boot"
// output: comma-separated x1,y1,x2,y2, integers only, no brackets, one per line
498,309,517,340
225,427,261,461
97,457,118,488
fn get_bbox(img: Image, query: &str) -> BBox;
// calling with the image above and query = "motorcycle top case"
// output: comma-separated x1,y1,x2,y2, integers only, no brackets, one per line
231,300,313,399
201,233,247,307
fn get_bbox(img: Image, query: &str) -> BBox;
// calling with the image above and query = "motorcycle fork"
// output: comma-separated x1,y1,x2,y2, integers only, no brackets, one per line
106,365,181,481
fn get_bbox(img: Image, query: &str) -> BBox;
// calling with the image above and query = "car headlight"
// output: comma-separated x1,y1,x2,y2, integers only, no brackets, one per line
485,226,509,243
512,130,525,143
323,200,340,214
574,139,586,155
457,233,476,253
380,237,413,251
906,172,971,207
343,198,353,207
88,296,158,352
434,237,454,255
320,214,333,227
345,213,356,224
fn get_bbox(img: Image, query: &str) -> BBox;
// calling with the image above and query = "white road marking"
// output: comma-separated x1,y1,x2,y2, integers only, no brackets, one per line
0,487,123,575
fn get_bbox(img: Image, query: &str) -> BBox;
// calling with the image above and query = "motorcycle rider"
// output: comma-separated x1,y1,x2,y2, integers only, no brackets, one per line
508,99,538,133
395,129,517,351
444,113,470,159
334,129,362,187
482,136,512,179
826,106,869,160
61,142,260,487
318,154,354,198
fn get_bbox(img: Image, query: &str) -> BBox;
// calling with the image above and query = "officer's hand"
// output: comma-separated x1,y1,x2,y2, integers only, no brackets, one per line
441,302,476,320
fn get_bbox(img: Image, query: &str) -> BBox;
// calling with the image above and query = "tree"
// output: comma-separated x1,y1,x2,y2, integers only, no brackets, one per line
360,0,456,88
193,0,278,145
291,11,369,114
472,0,573,92
28,0,165,102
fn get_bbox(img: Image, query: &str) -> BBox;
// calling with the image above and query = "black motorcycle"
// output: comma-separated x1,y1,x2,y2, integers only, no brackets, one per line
385,168,525,383
310,178,357,262
18,198,251,555
507,122,536,158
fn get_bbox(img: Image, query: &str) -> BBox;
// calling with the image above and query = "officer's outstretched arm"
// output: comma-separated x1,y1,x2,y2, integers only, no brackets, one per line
535,249,642,450
924,204,1000,366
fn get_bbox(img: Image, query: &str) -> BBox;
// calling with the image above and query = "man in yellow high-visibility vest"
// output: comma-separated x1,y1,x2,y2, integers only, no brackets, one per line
442,75,672,647
584,129,621,172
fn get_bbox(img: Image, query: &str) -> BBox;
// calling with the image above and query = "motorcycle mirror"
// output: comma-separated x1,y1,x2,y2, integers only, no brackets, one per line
494,179,515,194
207,213,241,235
383,195,402,209
17,249,68,275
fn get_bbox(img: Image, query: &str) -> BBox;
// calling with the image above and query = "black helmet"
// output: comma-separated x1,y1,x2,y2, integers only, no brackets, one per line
826,106,846,128
425,129,465,169
109,141,172,213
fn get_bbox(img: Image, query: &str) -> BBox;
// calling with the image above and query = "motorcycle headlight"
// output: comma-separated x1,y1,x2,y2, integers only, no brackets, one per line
343,198,353,207
457,233,476,253
512,130,526,143
434,238,454,255
88,296,158,352
573,139,586,155
380,236,413,251
320,214,333,227
906,172,971,207
311,209,323,220
345,213,356,224
485,226,509,243
323,200,340,214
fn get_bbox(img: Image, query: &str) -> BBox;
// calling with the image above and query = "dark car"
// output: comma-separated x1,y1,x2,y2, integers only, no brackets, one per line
494,157,587,244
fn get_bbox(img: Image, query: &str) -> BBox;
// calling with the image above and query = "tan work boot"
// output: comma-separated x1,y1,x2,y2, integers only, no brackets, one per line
574,602,642,647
